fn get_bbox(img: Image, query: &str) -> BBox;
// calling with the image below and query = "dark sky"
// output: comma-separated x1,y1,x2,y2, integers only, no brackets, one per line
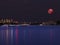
0,0,60,22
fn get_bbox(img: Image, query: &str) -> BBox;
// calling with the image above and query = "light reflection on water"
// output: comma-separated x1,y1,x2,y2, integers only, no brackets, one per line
0,25,60,45
0,25,14,45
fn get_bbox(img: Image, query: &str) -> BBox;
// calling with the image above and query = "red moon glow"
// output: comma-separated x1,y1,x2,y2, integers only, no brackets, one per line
48,8,54,14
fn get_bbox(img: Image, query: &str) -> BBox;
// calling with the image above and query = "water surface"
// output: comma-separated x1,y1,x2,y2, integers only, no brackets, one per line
0,25,60,45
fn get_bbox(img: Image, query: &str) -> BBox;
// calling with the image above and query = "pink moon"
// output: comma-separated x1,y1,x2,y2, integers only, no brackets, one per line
48,8,54,14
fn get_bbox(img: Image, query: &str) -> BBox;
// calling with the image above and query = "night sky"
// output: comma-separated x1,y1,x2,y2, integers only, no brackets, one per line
0,0,60,22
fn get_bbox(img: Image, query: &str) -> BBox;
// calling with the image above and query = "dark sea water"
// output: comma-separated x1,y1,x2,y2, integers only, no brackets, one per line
0,25,60,45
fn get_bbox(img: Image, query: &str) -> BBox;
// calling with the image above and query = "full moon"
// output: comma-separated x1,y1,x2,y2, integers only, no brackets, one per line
48,8,54,14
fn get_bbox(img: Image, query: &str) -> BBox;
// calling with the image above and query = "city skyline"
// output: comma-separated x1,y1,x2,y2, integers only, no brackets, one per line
0,0,60,22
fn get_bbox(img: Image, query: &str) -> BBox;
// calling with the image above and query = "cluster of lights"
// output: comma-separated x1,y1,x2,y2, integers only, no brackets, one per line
0,19,19,24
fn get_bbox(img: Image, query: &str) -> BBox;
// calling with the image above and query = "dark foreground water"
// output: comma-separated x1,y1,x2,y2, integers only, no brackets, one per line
0,25,60,45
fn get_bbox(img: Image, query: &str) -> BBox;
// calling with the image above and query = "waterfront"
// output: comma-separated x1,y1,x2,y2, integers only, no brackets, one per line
0,25,60,45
